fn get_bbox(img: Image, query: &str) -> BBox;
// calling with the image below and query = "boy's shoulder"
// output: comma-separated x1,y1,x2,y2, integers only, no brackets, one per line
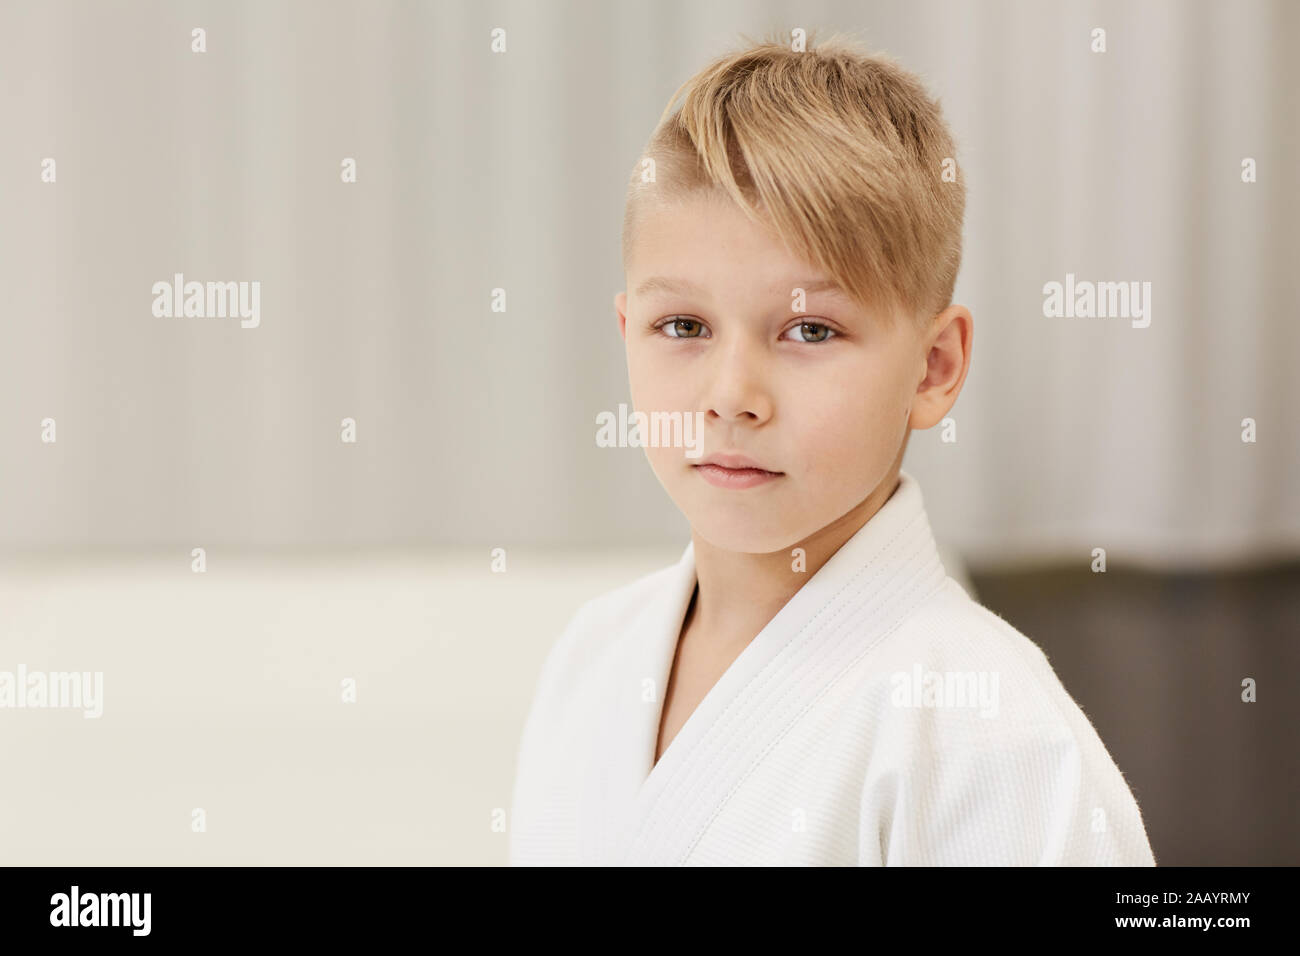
859,578,1157,865
570,556,685,629
565,553,683,638
866,576,1141,790
528,553,688,700
874,576,1103,729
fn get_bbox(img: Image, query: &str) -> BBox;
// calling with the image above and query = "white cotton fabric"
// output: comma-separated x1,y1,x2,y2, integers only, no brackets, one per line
509,469,1157,866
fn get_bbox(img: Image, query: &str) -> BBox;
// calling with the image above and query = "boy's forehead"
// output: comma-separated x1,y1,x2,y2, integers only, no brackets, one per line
631,201,841,293
628,191,870,312
633,190,784,255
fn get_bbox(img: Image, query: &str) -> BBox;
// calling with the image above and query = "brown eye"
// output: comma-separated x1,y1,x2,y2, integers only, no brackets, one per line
783,321,835,343
662,317,705,338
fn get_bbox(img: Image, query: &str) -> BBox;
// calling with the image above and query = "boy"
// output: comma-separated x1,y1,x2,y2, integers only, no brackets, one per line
509,35,1156,866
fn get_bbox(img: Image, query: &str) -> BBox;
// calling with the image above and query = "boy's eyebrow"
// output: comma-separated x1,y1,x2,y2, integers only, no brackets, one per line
634,276,849,299
634,276,708,298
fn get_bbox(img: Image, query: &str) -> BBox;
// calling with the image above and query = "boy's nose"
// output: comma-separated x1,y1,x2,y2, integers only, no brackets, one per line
701,343,774,424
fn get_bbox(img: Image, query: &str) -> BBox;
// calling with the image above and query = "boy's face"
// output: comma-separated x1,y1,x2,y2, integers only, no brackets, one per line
615,189,932,555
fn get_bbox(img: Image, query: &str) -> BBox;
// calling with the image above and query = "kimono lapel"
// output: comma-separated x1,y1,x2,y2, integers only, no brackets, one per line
614,468,949,865
577,541,698,865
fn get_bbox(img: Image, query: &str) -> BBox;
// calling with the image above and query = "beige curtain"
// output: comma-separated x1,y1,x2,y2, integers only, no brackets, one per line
1,0,1295,570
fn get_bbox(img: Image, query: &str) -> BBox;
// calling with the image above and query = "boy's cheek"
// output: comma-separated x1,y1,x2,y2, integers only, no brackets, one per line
643,443,690,488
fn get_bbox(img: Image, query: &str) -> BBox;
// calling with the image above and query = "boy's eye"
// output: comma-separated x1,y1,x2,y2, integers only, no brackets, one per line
782,321,836,343
659,317,707,338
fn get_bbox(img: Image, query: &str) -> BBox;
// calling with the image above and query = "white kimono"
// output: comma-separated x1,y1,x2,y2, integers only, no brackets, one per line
509,469,1157,866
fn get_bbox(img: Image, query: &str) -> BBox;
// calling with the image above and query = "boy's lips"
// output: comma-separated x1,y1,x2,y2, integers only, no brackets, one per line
692,453,784,489
696,453,781,472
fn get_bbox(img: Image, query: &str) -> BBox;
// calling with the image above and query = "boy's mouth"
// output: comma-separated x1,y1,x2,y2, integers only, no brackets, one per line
692,453,784,490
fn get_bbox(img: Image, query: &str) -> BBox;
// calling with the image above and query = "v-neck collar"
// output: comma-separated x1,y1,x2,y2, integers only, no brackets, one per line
582,467,946,864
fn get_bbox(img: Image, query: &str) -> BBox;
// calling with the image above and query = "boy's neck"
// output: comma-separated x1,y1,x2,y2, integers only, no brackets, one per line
684,469,903,651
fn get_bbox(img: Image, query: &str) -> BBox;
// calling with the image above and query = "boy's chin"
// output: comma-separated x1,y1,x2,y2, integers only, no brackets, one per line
685,515,808,556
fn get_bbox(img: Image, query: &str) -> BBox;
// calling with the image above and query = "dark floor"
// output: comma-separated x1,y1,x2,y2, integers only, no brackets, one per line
968,561,1300,866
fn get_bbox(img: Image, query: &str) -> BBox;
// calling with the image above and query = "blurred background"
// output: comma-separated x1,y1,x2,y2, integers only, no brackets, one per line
0,0,1296,865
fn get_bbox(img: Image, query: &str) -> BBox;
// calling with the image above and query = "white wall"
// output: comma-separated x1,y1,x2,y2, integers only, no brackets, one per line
1,0,1295,568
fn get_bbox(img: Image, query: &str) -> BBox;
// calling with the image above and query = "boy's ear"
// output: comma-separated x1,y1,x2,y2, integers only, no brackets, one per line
909,304,973,430
614,291,628,340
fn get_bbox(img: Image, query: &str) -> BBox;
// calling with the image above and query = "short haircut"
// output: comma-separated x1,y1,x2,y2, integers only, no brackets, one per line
622,31,966,326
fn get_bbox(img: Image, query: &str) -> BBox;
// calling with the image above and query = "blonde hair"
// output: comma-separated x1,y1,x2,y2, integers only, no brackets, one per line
622,31,965,326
